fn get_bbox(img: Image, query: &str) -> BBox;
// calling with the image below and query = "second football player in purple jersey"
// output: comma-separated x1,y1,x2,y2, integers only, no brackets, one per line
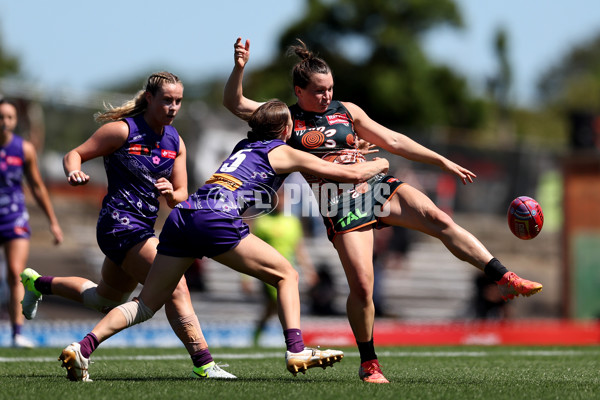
21,72,235,380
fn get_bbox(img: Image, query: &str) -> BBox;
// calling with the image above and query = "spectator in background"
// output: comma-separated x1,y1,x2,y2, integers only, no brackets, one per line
472,273,512,320
184,259,207,292
308,263,340,316
0,99,63,348
372,226,414,318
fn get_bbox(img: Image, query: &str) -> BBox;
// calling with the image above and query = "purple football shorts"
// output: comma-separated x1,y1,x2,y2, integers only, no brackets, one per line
0,220,30,244
96,214,155,266
157,207,249,259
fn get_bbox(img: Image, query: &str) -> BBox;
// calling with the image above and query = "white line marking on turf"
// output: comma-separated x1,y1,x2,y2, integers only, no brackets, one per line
1,349,598,363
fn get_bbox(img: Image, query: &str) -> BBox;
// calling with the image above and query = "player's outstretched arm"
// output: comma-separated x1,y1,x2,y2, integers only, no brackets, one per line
269,145,388,183
223,37,263,120
346,101,476,185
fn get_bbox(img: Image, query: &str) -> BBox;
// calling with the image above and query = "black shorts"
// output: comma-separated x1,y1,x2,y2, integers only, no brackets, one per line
322,175,404,241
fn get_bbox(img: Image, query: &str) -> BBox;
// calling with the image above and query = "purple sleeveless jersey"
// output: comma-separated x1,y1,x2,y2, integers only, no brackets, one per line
158,138,287,259
96,115,180,264
0,134,30,242
177,138,287,215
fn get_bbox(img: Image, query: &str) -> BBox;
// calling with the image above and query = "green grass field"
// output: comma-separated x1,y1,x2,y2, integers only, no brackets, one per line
1,346,599,400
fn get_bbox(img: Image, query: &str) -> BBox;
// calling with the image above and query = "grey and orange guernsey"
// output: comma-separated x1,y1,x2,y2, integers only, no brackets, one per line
288,101,404,241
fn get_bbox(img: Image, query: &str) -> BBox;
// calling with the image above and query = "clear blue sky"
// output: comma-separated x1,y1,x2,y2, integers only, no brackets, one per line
1,0,599,106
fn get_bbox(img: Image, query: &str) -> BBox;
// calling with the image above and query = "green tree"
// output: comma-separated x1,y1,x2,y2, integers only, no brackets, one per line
0,30,19,78
487,27,512,113
486,27,515,146
242,0,487,130
515,30,600,149
537,32,600,111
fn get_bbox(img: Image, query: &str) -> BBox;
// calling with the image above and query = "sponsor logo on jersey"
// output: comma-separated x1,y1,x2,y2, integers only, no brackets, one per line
326,113,350,126
294,120,306,131
5,156,23,166
205,173,243,191
128,144,151,156
161,149,177,159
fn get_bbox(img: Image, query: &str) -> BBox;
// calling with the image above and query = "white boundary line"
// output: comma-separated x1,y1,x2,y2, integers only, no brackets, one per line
1,349,598,363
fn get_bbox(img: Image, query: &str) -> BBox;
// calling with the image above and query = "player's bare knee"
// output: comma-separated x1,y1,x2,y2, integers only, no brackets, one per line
355,287,373,302
285,268,299,284
349,279,373,301
273,269,298,289
427,207,454,233
171,278,191,299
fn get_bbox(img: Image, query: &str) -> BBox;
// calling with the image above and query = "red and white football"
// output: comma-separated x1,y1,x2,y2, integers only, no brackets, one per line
507,196,544,240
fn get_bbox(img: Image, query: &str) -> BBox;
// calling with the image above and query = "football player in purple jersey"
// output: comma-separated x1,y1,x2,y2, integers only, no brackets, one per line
58,99,389,381
0,99,63,348
21,72,234,379
223,37,543,383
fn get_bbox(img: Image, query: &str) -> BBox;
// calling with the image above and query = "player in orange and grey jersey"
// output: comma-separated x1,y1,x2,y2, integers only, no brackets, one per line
223,37,543,384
